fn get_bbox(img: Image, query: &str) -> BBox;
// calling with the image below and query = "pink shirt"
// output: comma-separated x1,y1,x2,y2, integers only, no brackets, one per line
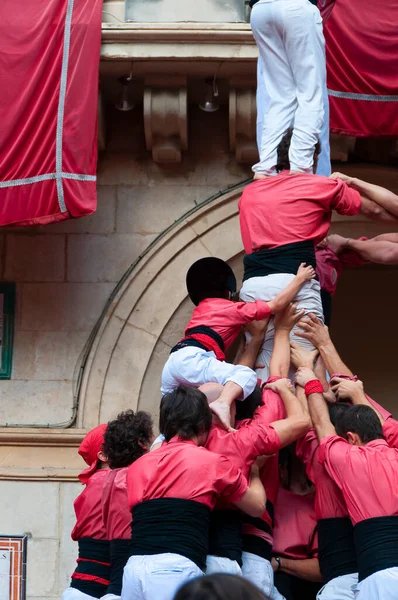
383,418,398,448
127,437,248,510
186,297,271,350
102,468,131,540
319,437,398,525
239,173,361,253
316,240,367,295
272,487,318,560
71,469,109,541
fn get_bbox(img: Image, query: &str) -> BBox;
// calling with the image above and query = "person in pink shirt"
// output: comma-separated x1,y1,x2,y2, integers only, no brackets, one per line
295,366,398,600
238,130,398,383
161,257,314,430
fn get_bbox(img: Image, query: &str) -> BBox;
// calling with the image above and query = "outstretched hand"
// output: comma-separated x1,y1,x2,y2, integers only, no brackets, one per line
274,303,305,332
294,367,317,388
326,234,349,256
330,376,365,401
245,317,270,339
264,377,294,394
290,341,319,369
330,172,355,186
296,314,331,349
296,262,316,283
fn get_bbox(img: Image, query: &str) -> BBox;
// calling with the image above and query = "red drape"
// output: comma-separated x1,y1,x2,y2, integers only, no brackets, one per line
324,0,398,137
0,0,102,226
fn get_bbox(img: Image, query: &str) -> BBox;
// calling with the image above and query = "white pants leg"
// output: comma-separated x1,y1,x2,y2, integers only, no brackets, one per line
251,0,325,174
121,554,203,600
161,347,257,400
101,595,121,600
316,573,358,599
256,55,330,176
355,567,398,600
240,275,324,383
241,552,275,597
62,588,97,600
206,555,242,576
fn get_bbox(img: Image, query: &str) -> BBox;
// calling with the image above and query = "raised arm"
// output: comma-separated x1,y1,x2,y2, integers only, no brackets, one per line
295,367,336,441
267,263,315,314
238,317,270,369
296,314,353,377
264,378,311,447
270,304,305,378
327,233,398,265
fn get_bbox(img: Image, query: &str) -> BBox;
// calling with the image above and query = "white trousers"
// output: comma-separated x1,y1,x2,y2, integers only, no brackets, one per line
121,553,203,600
206,555,242,576
161,346,257,400
251,0,326,174
62,588,97,600
240,275,324,383
317,573,358,599
241,552,275,597
101,595,121,600
256,56,331,176
355,567,398,600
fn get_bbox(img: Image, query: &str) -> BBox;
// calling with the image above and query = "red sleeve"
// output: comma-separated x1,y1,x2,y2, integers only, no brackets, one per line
237,419,281,459
214,455,249,504
229,299,271,326
330,179,362,216
318,435,350,488
383,418,398,448
296,429,319,483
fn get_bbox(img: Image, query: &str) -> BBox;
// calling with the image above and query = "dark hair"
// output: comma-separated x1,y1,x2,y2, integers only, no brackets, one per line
236,386,263,421
159,385,212,442
337,405,384,444
103,410,153,469
276,128,321,173
328,402,351,428
174,574,271,600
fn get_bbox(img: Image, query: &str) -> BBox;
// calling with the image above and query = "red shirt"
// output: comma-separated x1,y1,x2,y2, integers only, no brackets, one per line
383,418,398,448
242,387,286,546
316,241,367,295
272,487,318,560
239,173,361,253
102,468,131,540
186,297,271,350
319,437,398,525
127,437,248,510
71,469,109,541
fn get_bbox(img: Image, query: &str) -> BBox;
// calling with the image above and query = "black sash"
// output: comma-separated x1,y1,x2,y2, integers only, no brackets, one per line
70,538,111,599
131,498,210,571
243,240,317,282
107,539,132,596
354,516,398,582
241,502,274,561
208,510,243,565
170,325,225,357
318,518,358,584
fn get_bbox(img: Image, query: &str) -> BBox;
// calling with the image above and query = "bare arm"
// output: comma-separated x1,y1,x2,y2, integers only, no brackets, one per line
295,368,336,440
352,177,398,218
265,379,311,447
274,557,322,583
268,263,315,314
270,304,305,377
344,238,398,264
237,326,267,369
234,464,266,517
296,314,353,377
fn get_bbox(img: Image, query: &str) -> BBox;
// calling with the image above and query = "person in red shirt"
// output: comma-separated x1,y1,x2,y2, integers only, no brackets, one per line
239,130,398,383
62,425,110,600
101,410,154,600
161,256,315,430
295,367,398,600
121,385,267,600
271,445,322,600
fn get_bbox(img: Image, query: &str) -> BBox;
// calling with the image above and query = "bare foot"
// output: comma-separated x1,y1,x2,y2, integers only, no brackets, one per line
209,399,232,431
253,173,269,181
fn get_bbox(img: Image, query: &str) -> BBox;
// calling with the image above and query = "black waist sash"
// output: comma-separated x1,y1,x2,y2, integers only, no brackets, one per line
241,501,274,562
208,510,243,565
354,516,398,582
70,538,111,599
131,498,210,572
243,240,316,282
318,518,358,584
170,325,225,359
108,539,132,596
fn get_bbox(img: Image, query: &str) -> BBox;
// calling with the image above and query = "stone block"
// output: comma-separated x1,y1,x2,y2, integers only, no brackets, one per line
0,381,73,426
4,235,65,282
0,481,59,538
97,154,149,186
12,330,88,381
44,186,116,234
67,234,157,283
26,538,59,597
19,283,114,331
116,185,217,234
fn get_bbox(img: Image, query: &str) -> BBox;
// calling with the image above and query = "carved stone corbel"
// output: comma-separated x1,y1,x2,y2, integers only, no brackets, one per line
144,76,188,163
229,84,258,164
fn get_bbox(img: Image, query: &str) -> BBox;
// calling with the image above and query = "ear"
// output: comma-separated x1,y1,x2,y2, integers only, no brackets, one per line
137,438,150,452
346,432,361,446
97,449,108,463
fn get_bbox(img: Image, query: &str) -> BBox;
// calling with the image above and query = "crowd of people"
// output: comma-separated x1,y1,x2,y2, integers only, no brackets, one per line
62,1,398,600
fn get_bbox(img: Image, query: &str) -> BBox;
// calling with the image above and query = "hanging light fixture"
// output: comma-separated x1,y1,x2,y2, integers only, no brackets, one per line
115,72,134,112
199,75,220,113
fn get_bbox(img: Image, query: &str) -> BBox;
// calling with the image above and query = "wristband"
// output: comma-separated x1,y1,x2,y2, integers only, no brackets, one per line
305,379,324,396
275,557,282,571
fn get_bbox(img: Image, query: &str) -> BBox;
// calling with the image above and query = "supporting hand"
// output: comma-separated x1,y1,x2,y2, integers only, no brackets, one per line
295,367,317,388
290,342,319,369
274,303,305,332
296,314,331,349
296,262,316,283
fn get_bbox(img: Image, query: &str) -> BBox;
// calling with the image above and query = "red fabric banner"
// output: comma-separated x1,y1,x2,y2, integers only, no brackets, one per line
324,0,398,137
0,0,102,226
